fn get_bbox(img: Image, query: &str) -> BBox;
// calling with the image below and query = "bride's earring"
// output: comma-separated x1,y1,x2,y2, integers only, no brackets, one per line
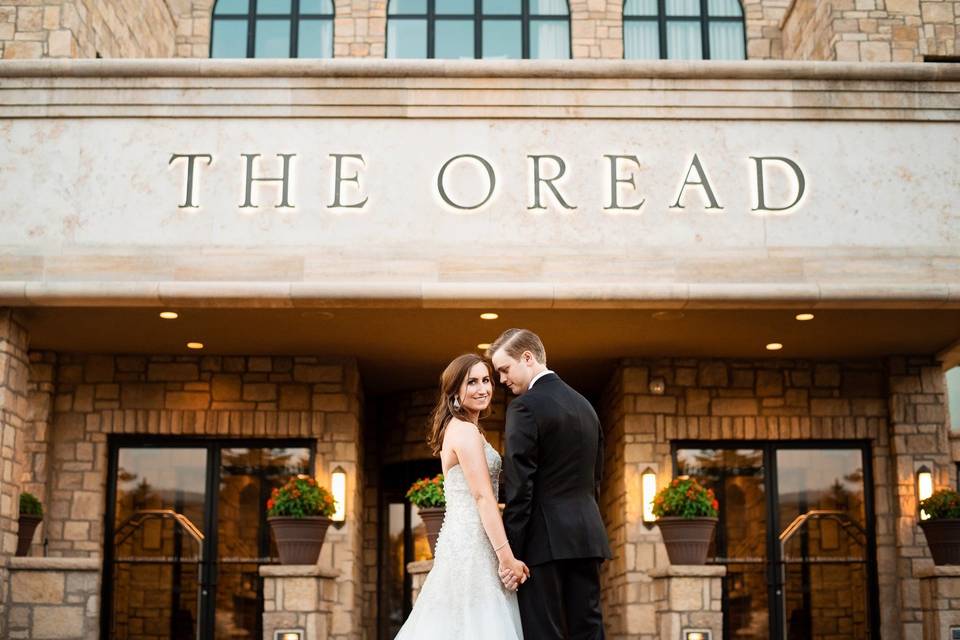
452,395,462,411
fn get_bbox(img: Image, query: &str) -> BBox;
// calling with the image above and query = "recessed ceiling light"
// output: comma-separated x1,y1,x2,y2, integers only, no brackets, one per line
477,343,491,350
186,342,204,350
766,342,783,351
480,313,499,320
795,313,815,321
652,311,685,321
159,311,179,320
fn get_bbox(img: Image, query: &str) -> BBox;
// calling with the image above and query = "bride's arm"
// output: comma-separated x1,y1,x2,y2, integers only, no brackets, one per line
446,421,529,584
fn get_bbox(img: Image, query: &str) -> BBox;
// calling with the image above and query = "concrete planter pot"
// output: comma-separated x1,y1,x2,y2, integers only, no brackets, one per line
657,516,717,565
268,516,332,565
919,519,960,565
16,514,42,557
418,507,445,557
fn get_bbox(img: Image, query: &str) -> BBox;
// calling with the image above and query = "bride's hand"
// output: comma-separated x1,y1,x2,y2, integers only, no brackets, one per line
499,558,530,591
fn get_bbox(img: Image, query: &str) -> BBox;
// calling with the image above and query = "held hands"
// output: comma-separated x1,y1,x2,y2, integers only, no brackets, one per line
497,558,530,592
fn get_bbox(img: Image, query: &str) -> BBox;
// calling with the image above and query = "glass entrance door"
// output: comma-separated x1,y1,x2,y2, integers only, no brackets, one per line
675,442,878,640
104,440,313,640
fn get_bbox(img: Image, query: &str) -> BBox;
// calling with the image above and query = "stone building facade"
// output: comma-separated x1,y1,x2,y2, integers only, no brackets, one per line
1,0,958,61
1,1,960,639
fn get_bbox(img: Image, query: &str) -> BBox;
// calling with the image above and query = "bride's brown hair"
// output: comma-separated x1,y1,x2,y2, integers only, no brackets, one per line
427,354,494,456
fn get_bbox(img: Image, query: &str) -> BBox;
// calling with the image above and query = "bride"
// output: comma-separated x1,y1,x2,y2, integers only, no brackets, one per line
395,353,528,639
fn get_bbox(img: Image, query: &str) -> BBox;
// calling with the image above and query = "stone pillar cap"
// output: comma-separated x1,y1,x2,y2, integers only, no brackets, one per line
407,560,435,574
649,565,727,578
259,564,340,578
7,557,101,571
916,565,960,578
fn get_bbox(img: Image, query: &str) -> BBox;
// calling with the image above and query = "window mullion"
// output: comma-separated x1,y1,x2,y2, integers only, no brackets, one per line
522,0,529,59
249,0,258,57
427,0,435,58
658,0,666,59
700,0,709,59
476,0,482,59
292,0,300,58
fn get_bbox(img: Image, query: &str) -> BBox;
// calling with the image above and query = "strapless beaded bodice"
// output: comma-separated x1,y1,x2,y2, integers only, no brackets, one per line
432,442,501,559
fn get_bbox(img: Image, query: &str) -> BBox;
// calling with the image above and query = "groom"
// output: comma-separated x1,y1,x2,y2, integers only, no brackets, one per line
487,329,612,639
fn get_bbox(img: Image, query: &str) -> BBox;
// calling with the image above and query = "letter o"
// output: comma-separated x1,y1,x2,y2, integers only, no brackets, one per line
436,154,497,210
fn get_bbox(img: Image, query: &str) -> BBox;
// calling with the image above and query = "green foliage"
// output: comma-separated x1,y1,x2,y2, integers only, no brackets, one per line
406,475,445,509
920,488,960,520
266,474,337,518
652,476,718,519
19,492,42,517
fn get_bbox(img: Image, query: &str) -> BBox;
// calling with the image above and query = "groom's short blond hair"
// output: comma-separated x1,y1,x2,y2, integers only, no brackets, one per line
486,328,547,364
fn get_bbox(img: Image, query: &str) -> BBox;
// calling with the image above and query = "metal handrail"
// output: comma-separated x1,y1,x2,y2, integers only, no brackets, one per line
113,509,205,550
777,510,868,640
112,509,205,640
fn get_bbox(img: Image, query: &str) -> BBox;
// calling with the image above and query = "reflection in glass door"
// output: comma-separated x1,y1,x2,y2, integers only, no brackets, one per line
676,442,878,640
104,441,312,640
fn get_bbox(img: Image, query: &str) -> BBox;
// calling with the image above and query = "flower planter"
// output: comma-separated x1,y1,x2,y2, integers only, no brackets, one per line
657,516,717,565
919,519,960,565
268,516,332,565
16,514,42,557
418,507,445,556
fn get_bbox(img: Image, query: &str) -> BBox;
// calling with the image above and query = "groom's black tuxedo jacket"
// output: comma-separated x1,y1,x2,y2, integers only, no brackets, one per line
502,373,613,567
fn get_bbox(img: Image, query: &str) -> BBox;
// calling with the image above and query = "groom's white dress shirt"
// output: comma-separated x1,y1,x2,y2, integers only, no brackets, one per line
528,370,555,390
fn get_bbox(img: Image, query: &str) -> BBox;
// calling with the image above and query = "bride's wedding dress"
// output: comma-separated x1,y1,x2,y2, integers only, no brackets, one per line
395,441,523,639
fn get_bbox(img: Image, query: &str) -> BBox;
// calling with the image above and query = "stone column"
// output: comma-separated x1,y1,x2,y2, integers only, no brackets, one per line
261,565,340,640
0,310,31,638
887,357,954,638
407,559,433,605
650,565,725,640
918,566,960,640
6,557,100,639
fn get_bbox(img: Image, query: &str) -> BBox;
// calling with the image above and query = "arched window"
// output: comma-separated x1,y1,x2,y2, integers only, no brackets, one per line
387,0,570,59
623,0,745,60
210,0,335,58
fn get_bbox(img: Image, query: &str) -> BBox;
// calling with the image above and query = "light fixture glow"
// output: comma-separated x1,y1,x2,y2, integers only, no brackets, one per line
159,311,179,320
477,343,491,351
795,313,815,321
766,343,783,351
684,631,711,640
648,378,666,395
641,467,657,526
480,313,499,320
917,465,934,521
186,342,204,350
275,631,304,640
331,466,347,527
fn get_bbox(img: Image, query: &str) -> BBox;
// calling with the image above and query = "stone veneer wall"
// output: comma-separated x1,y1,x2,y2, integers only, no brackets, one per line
0,0,176,59
5,0,957,60
598,356,955,640
781,0,960,62
30,353,365,639
0,310,30,638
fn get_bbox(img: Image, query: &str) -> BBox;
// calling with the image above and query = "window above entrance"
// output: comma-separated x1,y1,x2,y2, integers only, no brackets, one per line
210,0,335,59
624,0,746,60
386,0,571,59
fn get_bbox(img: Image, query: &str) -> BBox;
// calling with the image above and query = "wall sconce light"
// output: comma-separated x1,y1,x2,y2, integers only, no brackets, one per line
331,466,347,528
917,465,933,521
649,377,666,395
274,630,303,640
642,467,658,528
684,631,711,640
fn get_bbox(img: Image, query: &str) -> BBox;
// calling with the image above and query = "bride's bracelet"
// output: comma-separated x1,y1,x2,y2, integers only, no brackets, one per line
492,540,509,553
